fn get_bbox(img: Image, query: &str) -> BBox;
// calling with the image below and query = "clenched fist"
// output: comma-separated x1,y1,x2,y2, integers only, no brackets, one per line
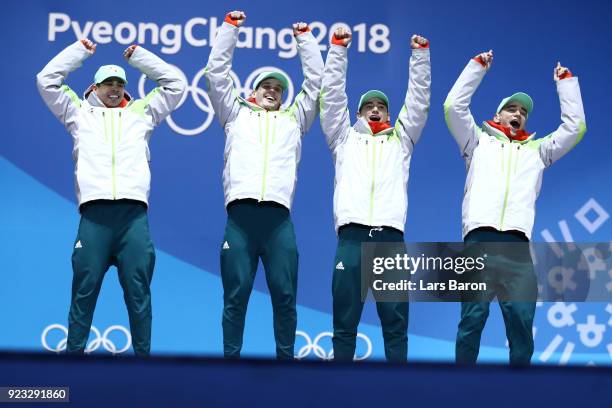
80,38,97,53
225,10,246,27
410,35,429,49
553,61,572,82
292,22,310,37
123,45,137,60
474,49,493,69
332,27,352,47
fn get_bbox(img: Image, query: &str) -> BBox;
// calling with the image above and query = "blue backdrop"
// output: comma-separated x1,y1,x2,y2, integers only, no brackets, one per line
1,0,611,364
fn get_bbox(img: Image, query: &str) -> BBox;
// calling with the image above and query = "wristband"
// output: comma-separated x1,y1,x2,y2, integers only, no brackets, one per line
332,35,348,47
224,13,240,27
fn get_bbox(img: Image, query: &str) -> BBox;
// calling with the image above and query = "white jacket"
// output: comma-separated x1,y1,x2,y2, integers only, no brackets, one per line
36,41,186,208
444,59,587,240
320,45,431,232
204,22,323,210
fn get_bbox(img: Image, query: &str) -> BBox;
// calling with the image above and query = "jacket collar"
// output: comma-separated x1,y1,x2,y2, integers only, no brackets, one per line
239,96,286,113
353,116,395,136
481,121,536,143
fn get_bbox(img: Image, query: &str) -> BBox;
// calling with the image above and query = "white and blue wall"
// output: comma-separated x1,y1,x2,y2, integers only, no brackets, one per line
1,0,611,364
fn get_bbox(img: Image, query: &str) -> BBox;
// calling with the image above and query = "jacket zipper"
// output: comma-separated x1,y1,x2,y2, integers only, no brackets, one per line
258,112,263,143
271,114,277,144
499,142,514,229
513,144,520,174
368,138,377,225
102,111,108,142
118,111,122,142
260,112,271,200
110,110,117,199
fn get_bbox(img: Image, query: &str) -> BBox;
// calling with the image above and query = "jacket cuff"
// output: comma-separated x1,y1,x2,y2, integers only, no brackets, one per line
556,75,578,91
412,48,430,56
72,40,93,60
296,30,315,45
294,26,311,37
331,36,348,47
472,55,487,68
330,43,349,55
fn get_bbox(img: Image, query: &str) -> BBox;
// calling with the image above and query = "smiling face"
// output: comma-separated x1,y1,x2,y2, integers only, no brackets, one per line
494,102,528,135
93,77,126,108
357,97,389,123
254,78,283,111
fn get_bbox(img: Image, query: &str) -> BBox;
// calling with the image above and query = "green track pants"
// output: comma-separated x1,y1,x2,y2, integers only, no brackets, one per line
220,200,298,360
456,228,537,365
67,200,155,356
332,223,408,362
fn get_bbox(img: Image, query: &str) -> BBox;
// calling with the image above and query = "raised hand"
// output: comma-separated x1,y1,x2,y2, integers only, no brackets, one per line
332,27,352,47
80,38,97,54
553,61,572,81
474,49,493,69
411,34,429,49
292,22,310,36
123,45,137,60
225,10,246,27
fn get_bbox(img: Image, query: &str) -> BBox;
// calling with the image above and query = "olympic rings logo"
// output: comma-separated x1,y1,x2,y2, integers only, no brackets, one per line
41,324,132,354
295,330,373,361
138,65,295,136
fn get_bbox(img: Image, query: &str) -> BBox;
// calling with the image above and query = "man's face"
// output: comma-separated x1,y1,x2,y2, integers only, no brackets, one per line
94,77,126,108
255,78,283,111
357,97,389,123
494,102,528,135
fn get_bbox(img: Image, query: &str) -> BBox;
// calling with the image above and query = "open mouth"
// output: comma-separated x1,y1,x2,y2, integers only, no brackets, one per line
264,95,276,103
369,114,381,122
510,120,520,130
